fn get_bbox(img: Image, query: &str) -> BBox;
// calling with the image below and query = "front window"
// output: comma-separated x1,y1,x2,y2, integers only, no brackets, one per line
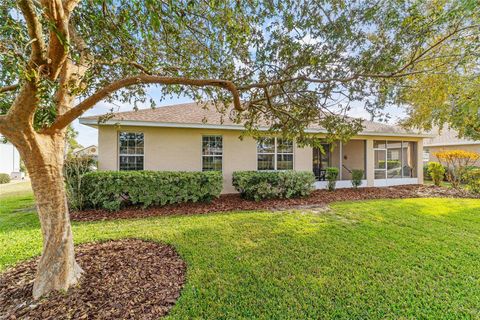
257,137,293,170
202,136,223,171
119,132,144,171
374,140,417,179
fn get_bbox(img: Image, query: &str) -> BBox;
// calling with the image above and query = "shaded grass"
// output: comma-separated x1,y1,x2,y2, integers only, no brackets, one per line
1,191,480,319
0,181,32,198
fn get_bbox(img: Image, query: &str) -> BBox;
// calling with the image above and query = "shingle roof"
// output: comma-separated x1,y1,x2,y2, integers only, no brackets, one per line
80,101,428,137
424,127,480,146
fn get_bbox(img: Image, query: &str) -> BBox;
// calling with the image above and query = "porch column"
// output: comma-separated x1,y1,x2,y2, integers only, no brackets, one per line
339,141,343,180
366,139,374,187
417,139,424,184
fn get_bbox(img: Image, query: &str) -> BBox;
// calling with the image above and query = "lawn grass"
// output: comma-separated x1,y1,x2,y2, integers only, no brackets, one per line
1,190,480,319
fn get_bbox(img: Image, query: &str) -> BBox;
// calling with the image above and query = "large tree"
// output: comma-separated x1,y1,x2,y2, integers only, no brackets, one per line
0,0,477,299
399,36,480,139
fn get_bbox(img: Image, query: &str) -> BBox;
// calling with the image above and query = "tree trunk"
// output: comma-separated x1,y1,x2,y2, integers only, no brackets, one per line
18,132,83,299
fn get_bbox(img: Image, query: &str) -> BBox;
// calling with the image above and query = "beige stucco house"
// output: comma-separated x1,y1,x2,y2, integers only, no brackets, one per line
79,102,430,193
424,128,480,163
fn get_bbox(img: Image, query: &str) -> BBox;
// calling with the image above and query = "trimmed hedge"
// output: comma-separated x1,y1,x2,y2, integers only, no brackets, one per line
232,171,315,201
81,171,223,211
0,173,10,184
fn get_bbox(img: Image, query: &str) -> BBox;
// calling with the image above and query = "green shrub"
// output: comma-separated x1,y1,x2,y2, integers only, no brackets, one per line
423,164,431,181
325,167,339,191
64,156,96,210
427,162,446,187
0,173,10,184
351,169,364,188
232,171,315,201
463,169,480,194
82,171,223,211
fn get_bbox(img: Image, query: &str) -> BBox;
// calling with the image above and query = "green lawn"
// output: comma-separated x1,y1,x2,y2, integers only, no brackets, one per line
2,188,480,319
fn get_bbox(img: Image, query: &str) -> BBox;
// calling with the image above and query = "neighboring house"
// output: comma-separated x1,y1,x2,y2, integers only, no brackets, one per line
424,128,480,163
79,102,430,193
72,145,98,160
0,139,21,178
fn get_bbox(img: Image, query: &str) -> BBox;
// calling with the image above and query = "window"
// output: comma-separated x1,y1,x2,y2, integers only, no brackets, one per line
119,132,144,171
257,137,294,170
373,140,417,179
202,136,223,171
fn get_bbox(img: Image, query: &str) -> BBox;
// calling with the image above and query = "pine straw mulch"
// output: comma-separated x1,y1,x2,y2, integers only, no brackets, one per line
0,239,186,320
71,184,479,222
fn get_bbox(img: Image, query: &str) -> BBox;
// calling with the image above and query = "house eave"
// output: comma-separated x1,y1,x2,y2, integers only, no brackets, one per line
424,141,480,147
79,118,432,138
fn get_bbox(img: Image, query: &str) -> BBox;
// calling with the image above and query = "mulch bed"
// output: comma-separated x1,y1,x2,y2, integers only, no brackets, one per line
71,184,479,222
0,239,186,320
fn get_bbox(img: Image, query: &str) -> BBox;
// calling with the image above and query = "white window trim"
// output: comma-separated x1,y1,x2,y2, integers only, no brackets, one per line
118,131,145,171
256,137,295,171
201,135,223,172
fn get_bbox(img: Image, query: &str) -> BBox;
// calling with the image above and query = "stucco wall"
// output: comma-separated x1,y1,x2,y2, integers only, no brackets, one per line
97,126,312,193
97,125,425,192
342,140,366,180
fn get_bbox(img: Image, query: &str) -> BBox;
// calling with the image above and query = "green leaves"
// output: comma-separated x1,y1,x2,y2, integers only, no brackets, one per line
1,0,478,144
232,171,315,201
81,171,223,211
325,167,339,191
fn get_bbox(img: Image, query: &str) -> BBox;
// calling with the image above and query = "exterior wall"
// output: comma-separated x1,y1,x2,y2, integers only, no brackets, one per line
341,140,365,180
97,126,312,193
96,125,425,192
425,144,480,162
0,142,20,176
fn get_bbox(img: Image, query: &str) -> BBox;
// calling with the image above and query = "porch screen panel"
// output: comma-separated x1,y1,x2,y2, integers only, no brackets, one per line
402,142,417,178
373,140,418,179
374,149,386,179
387,141,402,178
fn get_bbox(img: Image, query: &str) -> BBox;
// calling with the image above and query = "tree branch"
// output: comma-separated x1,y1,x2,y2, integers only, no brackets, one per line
239,24,480,91
63,0,81,14
41,0,70,80
18,0,47,66
96,59,153,75
0,84,19,94
0,115,7,132
44,74,244,133
1,82,39,135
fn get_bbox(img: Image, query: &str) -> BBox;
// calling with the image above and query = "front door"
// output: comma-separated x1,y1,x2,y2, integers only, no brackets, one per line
313,144,330,181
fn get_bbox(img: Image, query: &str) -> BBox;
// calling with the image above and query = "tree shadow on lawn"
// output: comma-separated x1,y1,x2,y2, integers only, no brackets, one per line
137,200,480,319
2,199,480,318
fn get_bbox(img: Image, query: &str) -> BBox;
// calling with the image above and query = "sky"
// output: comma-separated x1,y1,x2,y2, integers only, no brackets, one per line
73,86,407,147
